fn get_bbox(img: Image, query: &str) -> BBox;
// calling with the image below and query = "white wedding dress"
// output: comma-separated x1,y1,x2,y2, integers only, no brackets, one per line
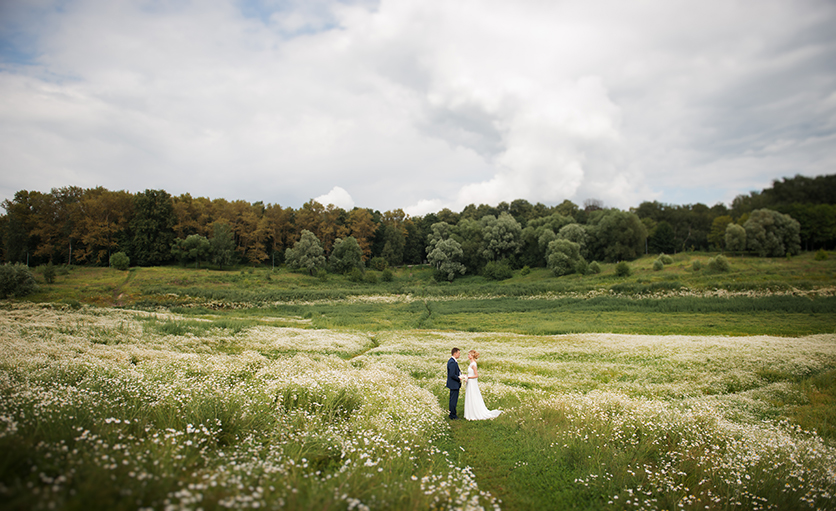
464,361,501,420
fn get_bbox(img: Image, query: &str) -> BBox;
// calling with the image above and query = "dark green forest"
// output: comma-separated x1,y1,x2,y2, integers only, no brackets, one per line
1,174,834,280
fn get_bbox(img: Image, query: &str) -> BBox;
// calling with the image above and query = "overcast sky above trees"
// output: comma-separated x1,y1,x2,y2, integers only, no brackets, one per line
1,0,834,215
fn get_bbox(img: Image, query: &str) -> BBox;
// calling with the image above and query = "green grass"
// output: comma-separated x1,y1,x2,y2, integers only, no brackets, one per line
3,305,835,511
25,251,836,306
792,368,836,441
162,294,836,336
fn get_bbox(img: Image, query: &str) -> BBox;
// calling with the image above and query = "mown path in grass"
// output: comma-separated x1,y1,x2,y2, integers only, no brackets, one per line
448,416,602,511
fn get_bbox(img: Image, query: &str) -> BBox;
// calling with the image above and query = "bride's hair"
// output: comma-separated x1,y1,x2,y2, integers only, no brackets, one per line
468,350,479,359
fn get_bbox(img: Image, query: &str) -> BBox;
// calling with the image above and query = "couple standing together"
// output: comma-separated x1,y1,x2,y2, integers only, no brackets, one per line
446,347,502,420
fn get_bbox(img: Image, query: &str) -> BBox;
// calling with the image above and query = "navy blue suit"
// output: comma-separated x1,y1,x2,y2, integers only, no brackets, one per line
446,357,462,419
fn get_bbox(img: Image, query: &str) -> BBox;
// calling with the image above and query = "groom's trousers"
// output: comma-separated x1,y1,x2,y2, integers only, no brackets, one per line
449,388,459,418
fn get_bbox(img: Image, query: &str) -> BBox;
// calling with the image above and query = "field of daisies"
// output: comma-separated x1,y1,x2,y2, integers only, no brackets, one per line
1,302,835,510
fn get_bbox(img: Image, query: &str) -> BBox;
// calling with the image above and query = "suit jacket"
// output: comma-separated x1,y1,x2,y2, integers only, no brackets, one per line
446,357,461,389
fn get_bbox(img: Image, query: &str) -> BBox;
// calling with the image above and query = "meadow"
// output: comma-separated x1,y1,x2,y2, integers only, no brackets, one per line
1,301,835,510
23,251,836,337
2,251,836,510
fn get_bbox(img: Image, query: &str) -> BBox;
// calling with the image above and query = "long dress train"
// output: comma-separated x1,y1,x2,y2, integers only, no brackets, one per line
464,361,501,420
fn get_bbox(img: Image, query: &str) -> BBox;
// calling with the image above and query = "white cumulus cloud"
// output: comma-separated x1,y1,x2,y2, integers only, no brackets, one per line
314,186,355,210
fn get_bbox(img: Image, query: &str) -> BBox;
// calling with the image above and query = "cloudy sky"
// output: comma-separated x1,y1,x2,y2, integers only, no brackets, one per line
1,0,834,215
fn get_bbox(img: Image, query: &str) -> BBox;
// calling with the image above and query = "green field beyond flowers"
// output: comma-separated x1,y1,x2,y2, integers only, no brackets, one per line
2,251,835,510
23,251,836,337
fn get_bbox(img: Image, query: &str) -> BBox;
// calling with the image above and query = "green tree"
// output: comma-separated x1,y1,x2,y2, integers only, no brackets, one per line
546,239,585,277
2,191,38,264
41,262,56,283
171,234,211,268
402,219,425,264
329,236,364,274
587,210,647,262
285,230,326,275
427,238,466,281
210,223,237,269
744,209,801,257
426,222,455,252
519,213,574,267
782,203,836,251
130,189,176,266
557,224,589,257
380,224,405,267
725,224,747,253
453,218,484,273
480,212,522,262
649,221,676,254
708,215,733,250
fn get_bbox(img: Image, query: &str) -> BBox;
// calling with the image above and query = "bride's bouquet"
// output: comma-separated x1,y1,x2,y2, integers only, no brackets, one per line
460,375,467,387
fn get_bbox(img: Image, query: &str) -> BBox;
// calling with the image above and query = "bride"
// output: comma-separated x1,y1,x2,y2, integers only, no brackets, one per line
464,350,502,420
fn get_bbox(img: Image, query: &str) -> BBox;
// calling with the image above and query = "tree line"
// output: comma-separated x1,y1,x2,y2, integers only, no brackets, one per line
1,174,833,280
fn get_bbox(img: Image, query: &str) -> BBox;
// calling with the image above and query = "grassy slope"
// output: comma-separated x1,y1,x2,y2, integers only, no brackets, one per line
24,251,836,337
8,252,836,510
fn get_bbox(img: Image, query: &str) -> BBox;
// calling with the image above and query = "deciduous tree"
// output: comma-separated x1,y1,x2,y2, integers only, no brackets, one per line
480,212,522,262
171,234,211,268
348,208,377,260
329,236,364,274
586,210,647,262
708,215,733,250
73,188,134,265
725,223,747,253
427,238,465,281
130,189,176,266
744,209,801,257
210,223,237,269
285,229,326,275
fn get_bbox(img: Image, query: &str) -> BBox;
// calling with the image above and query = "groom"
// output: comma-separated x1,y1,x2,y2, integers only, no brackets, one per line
446,347,463,419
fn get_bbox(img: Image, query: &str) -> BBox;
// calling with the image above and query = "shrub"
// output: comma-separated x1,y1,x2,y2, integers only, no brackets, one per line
347,267,363,283
707,255,731,273
0,263,38,298
110,252,130,270
316,268,329,281
588,261,601,274
381,269,394,282
520,265,531,276
41,262,56,284
369,257,387,271
483,259,513,281
815,249,829,261
692,260,702,271
659,254,673,265
364,272,378,284
547,239,585,277
573,259,589,275
652,259,664,271
614,261,631,277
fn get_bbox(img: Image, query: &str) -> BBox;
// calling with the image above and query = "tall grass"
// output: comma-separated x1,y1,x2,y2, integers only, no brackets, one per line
0,310,496,510
1,305,834,510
